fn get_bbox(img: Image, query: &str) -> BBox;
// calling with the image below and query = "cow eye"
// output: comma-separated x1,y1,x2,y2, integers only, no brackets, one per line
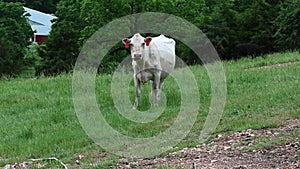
141,42,145,47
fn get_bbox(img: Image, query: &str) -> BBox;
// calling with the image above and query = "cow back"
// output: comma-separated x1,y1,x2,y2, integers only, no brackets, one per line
148,35,176,77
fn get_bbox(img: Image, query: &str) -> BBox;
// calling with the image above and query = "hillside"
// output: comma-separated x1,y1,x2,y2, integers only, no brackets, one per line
0,51,299,168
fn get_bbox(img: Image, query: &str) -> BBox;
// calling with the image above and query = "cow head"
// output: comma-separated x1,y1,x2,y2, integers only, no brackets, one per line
122,33,152,61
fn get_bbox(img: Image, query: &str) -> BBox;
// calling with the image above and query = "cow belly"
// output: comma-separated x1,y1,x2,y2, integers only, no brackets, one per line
136,71,153,83
143,58,173,79
160,56,174,77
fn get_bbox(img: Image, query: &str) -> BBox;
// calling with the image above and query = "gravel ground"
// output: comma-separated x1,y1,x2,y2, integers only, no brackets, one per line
117,119,300,169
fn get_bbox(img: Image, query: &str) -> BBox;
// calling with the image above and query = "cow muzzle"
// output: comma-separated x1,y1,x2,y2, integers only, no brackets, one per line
133,54,142,61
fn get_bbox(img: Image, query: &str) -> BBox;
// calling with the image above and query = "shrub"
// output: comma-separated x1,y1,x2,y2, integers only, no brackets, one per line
274,1,300,51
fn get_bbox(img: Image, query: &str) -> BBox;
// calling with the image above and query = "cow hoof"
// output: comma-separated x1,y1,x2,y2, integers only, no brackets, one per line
153,103,159,107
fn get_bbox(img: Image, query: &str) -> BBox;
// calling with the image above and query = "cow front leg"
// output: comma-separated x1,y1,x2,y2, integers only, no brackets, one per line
133,76,141,109
159,79,165,90
151,87,159,107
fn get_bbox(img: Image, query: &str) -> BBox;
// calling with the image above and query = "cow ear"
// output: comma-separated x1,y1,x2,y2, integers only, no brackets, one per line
144,37,152,46
122,38,130,48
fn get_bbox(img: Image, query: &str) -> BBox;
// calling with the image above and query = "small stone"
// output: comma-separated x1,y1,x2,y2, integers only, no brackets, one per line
3,165,12,169
249,133,255,137
224,146,231,150
227,139,235,143
211,160,218,163
78,154,85,160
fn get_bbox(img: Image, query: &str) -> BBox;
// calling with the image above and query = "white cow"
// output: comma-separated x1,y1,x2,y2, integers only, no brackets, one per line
122,33,176,109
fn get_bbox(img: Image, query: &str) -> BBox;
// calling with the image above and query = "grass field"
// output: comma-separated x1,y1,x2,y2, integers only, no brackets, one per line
0,51,299,168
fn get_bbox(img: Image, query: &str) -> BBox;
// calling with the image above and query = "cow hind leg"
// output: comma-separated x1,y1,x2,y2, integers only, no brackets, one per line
151,88,159,107
151,74,161,107
157,79,165,104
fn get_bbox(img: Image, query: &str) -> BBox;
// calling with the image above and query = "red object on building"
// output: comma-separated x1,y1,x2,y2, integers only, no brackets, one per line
34,35,48,45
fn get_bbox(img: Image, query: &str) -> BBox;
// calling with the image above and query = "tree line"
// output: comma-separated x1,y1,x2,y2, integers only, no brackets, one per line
0,0,299,76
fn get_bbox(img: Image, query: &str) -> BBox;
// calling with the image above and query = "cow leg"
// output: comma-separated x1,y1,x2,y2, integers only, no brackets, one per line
151,72,161,107
133,76,140,109
159,79,165,89
151,85,159,107
158,78,165,101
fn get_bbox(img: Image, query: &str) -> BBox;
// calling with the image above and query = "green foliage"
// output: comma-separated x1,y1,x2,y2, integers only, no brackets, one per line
79,0,130,45
78,0,153,71
205,0,287,59
2,0,60,13
235,0,284,51
204,0,237,59
0,2,32,46
23,43,42,76
37,0,211,75
34,0,300,75
0,1,33,76
0,36,24,75
36,0,84,75
24,43,41,66
274,0,300,51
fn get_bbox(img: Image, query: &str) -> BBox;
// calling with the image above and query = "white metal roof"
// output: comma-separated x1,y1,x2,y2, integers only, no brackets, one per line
23,7,57,36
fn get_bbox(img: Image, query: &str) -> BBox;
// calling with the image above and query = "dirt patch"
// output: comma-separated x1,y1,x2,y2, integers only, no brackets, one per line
117,119,300,169
249,61,300,70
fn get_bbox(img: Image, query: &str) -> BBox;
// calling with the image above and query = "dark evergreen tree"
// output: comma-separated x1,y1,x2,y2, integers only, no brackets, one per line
3,0,60,13
0,1,33,76
36,0,84,75
274,0,300,51
203,1,238,59
235,0,285,52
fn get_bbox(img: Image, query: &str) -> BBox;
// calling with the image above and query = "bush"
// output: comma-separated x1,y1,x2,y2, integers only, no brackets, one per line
0,1,33,76
0,37,25,76
274,1,300,51
23,43,42,76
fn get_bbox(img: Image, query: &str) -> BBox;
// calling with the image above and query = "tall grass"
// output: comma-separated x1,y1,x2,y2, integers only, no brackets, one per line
0,51,299,167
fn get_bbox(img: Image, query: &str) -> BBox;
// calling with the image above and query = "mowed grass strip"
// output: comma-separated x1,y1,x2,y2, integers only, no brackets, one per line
0,51,299,167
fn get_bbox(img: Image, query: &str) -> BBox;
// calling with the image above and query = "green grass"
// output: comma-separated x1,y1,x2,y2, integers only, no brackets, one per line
0,51,299,167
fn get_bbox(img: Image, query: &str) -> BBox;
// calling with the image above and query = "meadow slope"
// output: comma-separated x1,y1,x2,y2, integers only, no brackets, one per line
0,51,299,168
